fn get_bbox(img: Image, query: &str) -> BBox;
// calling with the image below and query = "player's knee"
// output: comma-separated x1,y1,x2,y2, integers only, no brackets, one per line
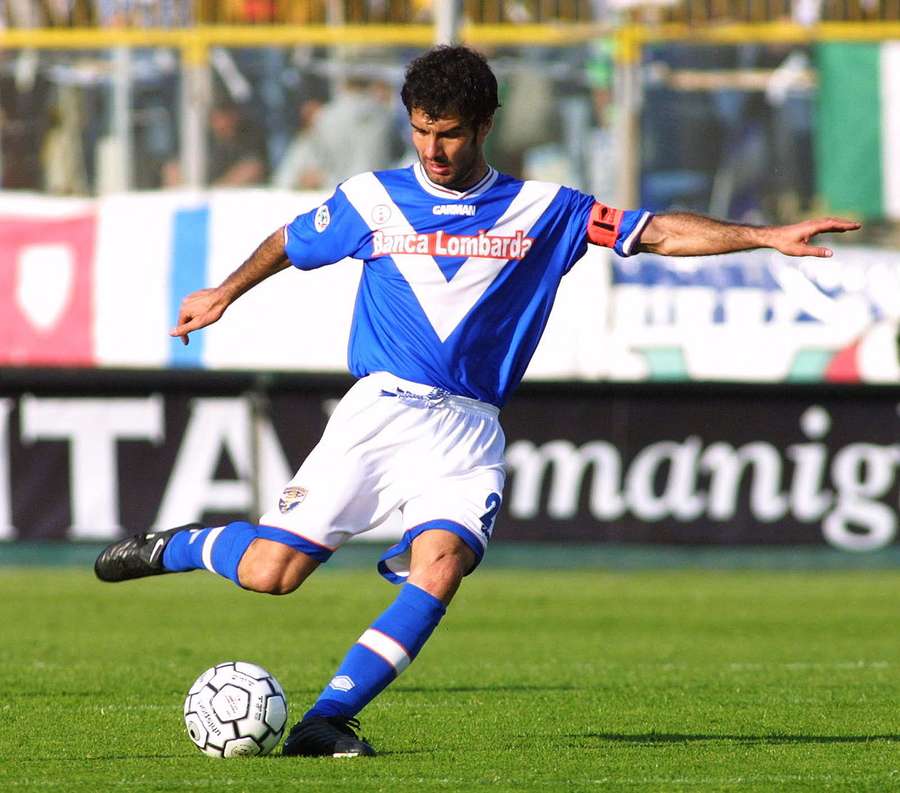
237,539,317,595
409,531,477,604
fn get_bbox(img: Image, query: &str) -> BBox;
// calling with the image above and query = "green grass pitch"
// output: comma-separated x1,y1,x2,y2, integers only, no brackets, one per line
1,562,898,792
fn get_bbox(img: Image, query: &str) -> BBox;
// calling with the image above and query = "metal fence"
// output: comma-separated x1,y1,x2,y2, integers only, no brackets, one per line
1,3,899,226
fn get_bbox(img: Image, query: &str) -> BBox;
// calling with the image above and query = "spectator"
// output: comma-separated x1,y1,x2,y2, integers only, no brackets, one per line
492,66,559,178
272,96,326,190
207,100,269,185
94,0,192,27
165,99,269,187
0,66,50,190
41,86,89,195
302,77,402,186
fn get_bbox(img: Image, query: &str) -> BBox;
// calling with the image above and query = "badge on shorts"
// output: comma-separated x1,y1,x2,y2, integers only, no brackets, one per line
279,486,308,513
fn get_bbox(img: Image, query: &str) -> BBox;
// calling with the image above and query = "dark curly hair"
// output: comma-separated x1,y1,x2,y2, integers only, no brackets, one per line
401,45,500,130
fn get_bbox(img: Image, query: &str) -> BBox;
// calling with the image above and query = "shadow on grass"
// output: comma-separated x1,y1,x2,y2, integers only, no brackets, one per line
9,754,188,762
581,732,900,745
269,749,431,758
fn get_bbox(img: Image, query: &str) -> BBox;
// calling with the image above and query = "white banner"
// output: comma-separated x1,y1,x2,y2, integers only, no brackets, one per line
1,189,897,384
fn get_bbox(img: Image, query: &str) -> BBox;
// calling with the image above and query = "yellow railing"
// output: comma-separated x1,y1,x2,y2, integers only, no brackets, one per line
0,22,617,51
1,19,899,52
625,20,900,48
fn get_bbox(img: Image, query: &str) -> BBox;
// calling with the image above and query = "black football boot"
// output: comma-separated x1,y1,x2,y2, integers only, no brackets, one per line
281,716,376,757
94,523,202,582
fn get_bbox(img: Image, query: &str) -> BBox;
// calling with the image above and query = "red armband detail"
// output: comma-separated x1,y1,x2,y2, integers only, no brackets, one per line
587,202,624,249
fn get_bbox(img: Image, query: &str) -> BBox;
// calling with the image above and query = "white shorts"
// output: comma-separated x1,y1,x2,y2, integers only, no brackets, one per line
258,372,506,583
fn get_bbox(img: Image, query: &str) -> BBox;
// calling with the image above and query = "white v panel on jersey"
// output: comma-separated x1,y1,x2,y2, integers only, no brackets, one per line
340,173,561,342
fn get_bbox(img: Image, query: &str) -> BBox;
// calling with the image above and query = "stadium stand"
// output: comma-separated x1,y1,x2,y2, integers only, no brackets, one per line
1,0,898,27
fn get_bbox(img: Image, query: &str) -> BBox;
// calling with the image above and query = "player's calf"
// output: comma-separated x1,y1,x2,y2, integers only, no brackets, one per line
237,539,319,594
95,521,319,592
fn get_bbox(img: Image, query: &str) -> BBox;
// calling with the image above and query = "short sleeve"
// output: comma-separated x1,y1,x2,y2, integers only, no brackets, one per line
283,186,370,270
613,209,653,257
587,201,654,257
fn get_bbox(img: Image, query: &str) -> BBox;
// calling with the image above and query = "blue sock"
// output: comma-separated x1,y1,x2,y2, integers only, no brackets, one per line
305,583,447,720
161,521,259,586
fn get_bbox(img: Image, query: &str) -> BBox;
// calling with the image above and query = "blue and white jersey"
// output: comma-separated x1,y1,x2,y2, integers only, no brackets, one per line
284,162,650,407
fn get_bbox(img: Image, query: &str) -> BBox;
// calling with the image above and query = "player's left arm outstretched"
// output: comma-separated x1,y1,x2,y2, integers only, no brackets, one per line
636,213,861,258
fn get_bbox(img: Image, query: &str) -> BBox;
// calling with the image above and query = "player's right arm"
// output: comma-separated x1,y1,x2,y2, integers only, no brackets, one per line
170,228,291,346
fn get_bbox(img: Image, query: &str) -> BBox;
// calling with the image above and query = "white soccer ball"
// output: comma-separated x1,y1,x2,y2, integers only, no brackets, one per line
183,661,288,758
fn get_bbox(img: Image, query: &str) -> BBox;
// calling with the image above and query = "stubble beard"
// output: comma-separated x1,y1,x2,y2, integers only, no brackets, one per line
423,137,486,192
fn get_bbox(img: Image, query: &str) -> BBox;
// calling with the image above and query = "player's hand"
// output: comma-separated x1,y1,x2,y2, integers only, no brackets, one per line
170,287,230,346
766,217,861,258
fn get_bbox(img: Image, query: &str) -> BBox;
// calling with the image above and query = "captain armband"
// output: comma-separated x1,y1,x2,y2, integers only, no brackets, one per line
586,202,624,249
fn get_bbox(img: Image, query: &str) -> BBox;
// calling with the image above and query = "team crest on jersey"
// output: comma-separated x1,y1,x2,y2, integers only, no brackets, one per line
279,486,309,513
314,205,330,233
371,204,392,225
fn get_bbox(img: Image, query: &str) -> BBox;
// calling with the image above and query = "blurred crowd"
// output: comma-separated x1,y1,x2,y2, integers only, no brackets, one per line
1,37,830,226
4,1,896,225
0,0,893,28
0,45,621,197
0,0,193,27
641,42,817,224
1,0,897,239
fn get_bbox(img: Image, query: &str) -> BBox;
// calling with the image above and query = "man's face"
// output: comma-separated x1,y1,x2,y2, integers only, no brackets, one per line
409,108,491,191
210,108,238,139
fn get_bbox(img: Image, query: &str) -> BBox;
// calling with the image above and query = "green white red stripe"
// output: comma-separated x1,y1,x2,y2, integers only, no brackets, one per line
881,43,900,219
816,41,900,221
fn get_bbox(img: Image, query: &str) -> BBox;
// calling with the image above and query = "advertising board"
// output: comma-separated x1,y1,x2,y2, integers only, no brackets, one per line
2,373,896,552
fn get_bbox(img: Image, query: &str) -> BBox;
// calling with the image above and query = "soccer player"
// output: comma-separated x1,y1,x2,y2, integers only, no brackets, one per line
95,45,860,757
